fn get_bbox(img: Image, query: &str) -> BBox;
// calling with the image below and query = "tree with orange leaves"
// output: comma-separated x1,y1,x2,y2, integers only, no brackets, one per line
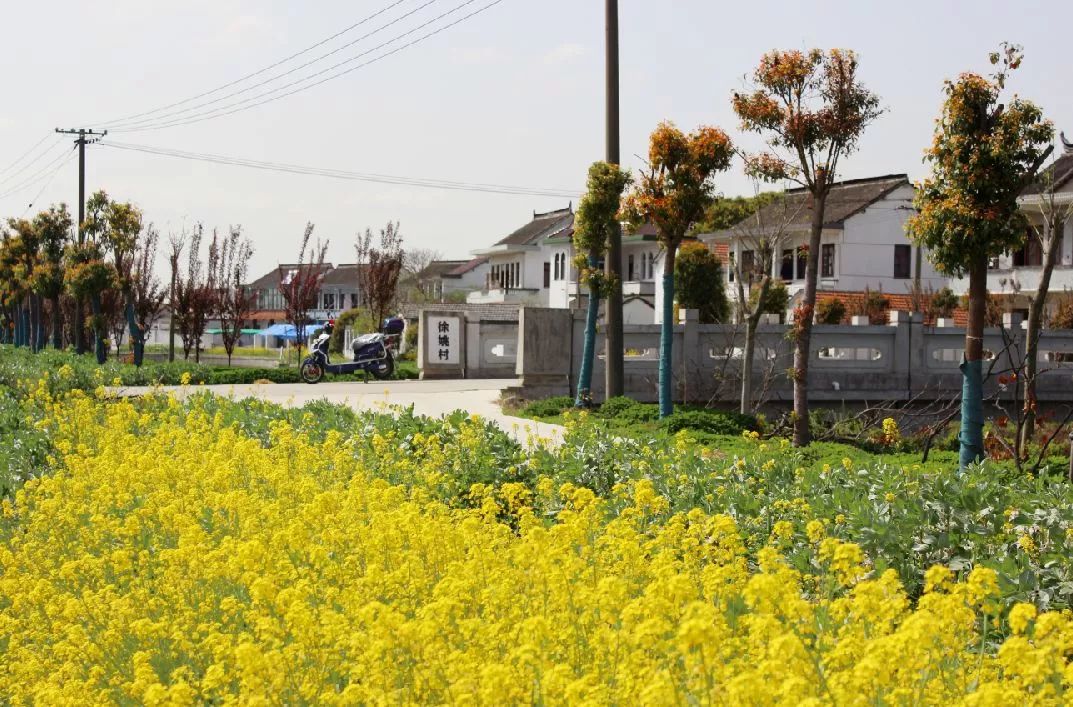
620,121,733,417
907,44,1053,470
733,48,882,447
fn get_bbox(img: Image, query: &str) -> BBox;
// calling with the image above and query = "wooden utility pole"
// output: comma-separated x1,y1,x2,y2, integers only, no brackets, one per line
55,127,107,354
604,0,624,399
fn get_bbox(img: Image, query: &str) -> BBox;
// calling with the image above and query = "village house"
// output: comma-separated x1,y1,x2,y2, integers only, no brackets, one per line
414,257,489,302
465,204,659,324
947,135,1073,320
693,173,948,322
467,206,575,306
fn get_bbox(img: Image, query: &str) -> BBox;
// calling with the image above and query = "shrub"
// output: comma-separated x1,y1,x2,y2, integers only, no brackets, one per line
523,396,574,418
674,241,729,323
851,287,890,322
328,307,378,354
753,279,789,319
1049,290,1073,329
597,396,659,424
815,299,846,325
658,409,757,436
928,287,960,319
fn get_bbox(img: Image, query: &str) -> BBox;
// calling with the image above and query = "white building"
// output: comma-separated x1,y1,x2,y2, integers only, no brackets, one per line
466,205,660,324
690,173,947,322
544,222,661,324
467,206,575,306
947,139,1073,319
415,257,489,302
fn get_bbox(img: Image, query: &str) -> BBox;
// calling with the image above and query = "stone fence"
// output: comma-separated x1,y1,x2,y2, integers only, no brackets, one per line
418,306,1073,405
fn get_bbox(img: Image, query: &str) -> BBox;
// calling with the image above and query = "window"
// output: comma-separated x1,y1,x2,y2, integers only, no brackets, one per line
893,244,911,279
322,292,336,310
627,253,635,281
796,248,806,279
350,293,360,309
741,250,755,280
543,262,551,288
727,253,735,282
780,249,794,281
1013,225,1043,266
821,244,836,278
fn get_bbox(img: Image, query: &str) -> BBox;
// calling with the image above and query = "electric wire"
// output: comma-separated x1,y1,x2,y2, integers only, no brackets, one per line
104,0,442,130
93,0,414,127
0,133,54,177
110,0,507,133
0,137,67,187
0,146,77,202
19,150,76,216
97,139,580,198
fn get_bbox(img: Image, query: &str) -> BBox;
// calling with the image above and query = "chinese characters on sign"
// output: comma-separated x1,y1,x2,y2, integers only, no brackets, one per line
426,316,460,365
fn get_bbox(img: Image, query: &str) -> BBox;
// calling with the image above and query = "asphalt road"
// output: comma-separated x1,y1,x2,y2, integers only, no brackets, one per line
119,378,565,447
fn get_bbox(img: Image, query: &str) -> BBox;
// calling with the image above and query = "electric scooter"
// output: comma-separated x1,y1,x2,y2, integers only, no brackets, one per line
299,320,394,384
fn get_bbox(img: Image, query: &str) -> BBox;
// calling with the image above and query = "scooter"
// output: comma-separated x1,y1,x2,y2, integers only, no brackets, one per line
299,320,394,384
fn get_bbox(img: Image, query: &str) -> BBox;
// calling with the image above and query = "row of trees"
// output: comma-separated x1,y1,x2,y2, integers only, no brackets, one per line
574,43,1063,469
0,191,255,367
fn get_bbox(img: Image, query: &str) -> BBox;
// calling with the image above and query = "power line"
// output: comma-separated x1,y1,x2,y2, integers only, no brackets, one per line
98,139,581,198
0,145,77,200
0,136,67,187
20,150,76,217
95,0,413,127
110,0,507,133
0,133,53,176
105,0,443,131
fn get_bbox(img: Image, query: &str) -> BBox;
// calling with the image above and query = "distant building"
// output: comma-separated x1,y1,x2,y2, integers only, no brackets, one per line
245,262,365,325
415,257,489,301
948,135,1073,320
693,173,947,323
468,206,575,306
464,205,658,324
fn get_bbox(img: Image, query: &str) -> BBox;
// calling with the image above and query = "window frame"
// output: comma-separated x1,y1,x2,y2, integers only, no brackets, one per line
821,244,836,279
893,244,911,279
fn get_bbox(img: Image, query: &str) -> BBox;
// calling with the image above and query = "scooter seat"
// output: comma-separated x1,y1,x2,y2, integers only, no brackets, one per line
353,333,384,347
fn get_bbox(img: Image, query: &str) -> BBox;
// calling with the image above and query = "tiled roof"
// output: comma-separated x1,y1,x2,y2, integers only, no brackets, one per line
445,256,488,277
725,174,910,234
419,260,470,280
1022,150,1073,196
247,309,287,321
494,206,574,247
813,290,967,326
246,263,334,290
320,263,367,286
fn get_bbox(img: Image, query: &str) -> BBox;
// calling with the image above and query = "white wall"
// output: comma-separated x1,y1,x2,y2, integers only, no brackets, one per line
833,184,946,296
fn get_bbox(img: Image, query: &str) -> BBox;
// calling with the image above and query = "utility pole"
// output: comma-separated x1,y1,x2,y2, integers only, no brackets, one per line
55,127,107,354
604,0,624,399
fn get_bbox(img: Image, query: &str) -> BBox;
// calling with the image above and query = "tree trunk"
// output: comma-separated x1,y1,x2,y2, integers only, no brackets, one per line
959,253,988,470
20,306,31,350
168,275,176,363
29,295,41,352
1022,223,1060,447
51,295,63,349
659,246,678,418
741,276,770,416
576,253,601,407
75,295,87,354
90,293,107,364
124,294,144,367
792,191,827,446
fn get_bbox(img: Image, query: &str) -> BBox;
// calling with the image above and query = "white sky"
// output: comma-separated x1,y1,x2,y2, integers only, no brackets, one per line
1,0,1070,277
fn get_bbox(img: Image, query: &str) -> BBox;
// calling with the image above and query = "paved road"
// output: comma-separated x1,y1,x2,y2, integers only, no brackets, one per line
120,378,565,447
